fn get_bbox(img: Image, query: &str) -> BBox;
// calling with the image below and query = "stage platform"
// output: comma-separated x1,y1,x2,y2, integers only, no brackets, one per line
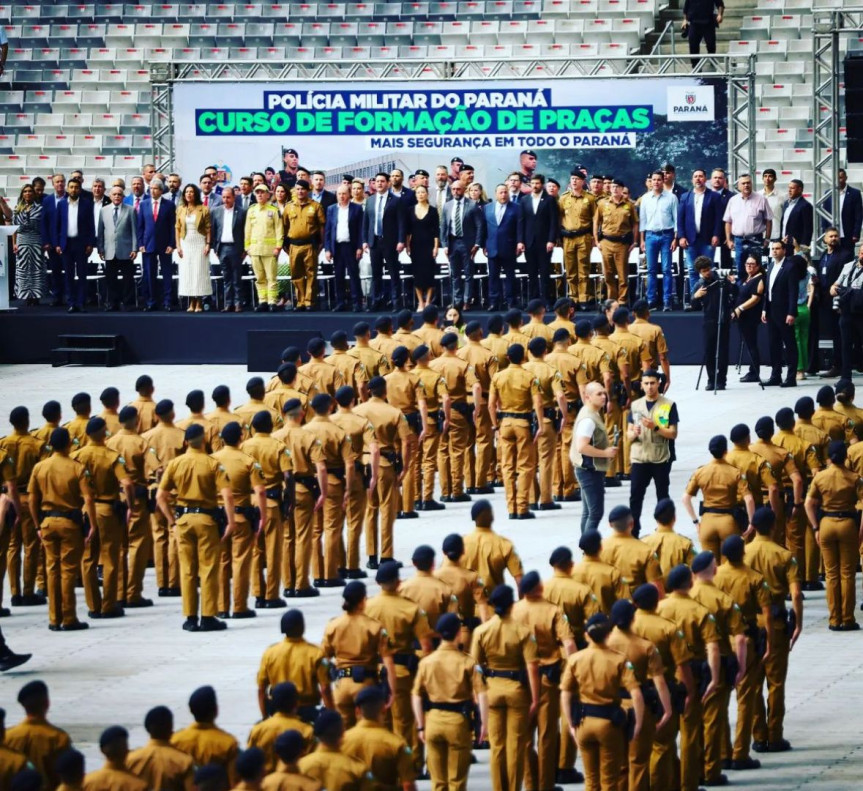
0,306,755,368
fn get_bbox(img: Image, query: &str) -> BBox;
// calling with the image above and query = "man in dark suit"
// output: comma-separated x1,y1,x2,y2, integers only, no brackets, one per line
363,172,406,310
517,173,558,307
210,187,246,313
478,184,520,311
762,240,801,386
310,171,337,211
389,168,416,206
325,184,364,311
136,179,177,311
199,174,222,209
98,185,137,311
710,167,735,271
811,226,854,376
69,169,93,202
54,177,96,313
41,173,67,305
822,168,863,254
432,166,452,216
440,181,480,309
678,168,723,302
779,179,813,249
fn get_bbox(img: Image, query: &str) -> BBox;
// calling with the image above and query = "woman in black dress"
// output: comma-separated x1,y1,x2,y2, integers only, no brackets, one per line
732,254,765,382
406,184,439,310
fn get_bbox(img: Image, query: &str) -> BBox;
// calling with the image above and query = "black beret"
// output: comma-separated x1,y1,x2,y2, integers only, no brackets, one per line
100,387,119,402
189,685,217,712
274,730,305,763
751,506,775,529
343,580,366,606
575,319,592,338
721,535,745,563
251,411,273,433
212,384,230,401
608,504,632,522
489,584,514,611
135,374,153,391
519,570,541,596
828,439,847,464
470,499,492,521
374,316,392,331
391,346,409,367
353,321,370,336
586,612,609,629
314,709,343,739
612,179,625,187
612,307,630,325
236,748,266,780
504,308,522,324
282,398,303,415
184,423,205,442
632,583,660,610
17,680,48,706
835,378,854,394
335,386,355,407
280,609,305,635
375,559,400,584
411,344,430,362
99,725,128,749
10,769,42,791
295,178,310,190
487,314,504,334
396,309,412,327
570,167,587,179
464,320,482,336
154,398,173,416
436,612,462,641
271,682,298,710
552,328,571,344
691,550,715,574
527,337,547,357
368,375,386,391
355,686,385,708
666,564,692,592
415,168,429,177
412,545,435,565
549,546,573,567
49,427,70,451
85,416,106,436
310,393,332,412
71,392,90,409
775,407,795,430
220,421,242,446
247,376,265,389
342,173,355,181
118,405,137,423
708,435,727,457
729,423,749,444
8,406,28,427
631,299,648,314
592,316,608,331
794,396,815,417
754,416,774,439
442,533,464,557
330,330,348,345
554,298,572,312
817,385,835,406
526,298,545,314
579,529,602,555
610,599,634,627
307,337,326,356
440,332,459,348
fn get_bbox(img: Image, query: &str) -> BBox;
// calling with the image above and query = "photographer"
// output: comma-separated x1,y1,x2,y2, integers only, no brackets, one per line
813,227,853,378
691,255,738,391
829,244,863,381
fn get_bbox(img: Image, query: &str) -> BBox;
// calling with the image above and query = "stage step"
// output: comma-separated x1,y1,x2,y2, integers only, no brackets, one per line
52,333,123,367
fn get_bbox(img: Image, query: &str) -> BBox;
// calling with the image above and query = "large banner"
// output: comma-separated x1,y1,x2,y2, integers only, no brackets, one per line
174,77,728,192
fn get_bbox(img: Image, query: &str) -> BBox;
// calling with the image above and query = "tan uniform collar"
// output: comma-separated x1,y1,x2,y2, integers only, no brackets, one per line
655,525,675,533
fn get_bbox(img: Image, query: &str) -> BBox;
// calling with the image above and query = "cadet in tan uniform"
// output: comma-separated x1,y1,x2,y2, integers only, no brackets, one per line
462,500,524,609
257,610,334,722
300,338,344,398
559,170,597,306
326,331,366,398
413,612,488,791
600,505,663,597
472,584,540,791
349,321,391,387
331,386,372,580
482,315,511,488
572,530,627,615
298,711,372,791
126,706,195,791
98,387,121,439
525,336,567,511
171,686,239,785
400,545,456,631
1,406,45,607
744,506,803,754
683,435,754,561
242,411,293,607
106,406,153,608
594,180,638,302
805,441,863,630
385,346,423,520
513,572,576,791
265,730,323,791
656,565,720,791
503,308,533,350
28,427,97,631
265,364,312,424
413,344,447,512
488,344,543,519
321,582,396,728
413,305,445,359
267,347,320,401
521,300,553,344
607,599,672,791
0,707,28,788
235,378,284,438
629,300,671,390
547,298,577,344
176,390,221,453
302,393,352,587
591,317,627,483
393,309,423,364
714,535,772,771
31,399,62,449
129,375,158,434
83,726,147,791
812,385,852,442
245,183,284,310
212,421,267,618
371,316,402,369
354,376,412,567
459,320,498,495
561,613,643,791
727,423,781,513
640,499,695,582
568,320,613,400
157,424,235,632
142,398,185,597
64,392,92,450
206,385,236,435
614,308,652,482
436,533,485,636
71,417,133,618
249,683,315,772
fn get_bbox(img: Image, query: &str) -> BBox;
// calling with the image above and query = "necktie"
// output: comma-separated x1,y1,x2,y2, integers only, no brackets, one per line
204,195,209,207
438,189,445,214
497,204,504,224
113,206,119,227
153,201,158,221
375,195,384,236
134,196,140,212
454,199,463,237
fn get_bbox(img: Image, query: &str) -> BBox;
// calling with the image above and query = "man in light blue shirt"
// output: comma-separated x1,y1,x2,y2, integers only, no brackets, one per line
639,170,679,310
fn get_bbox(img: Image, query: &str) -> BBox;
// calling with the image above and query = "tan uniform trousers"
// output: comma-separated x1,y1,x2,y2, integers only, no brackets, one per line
313,475,345,581
94,502,124,613
426,709,473,791
702,670,727,783
563,235,593,304
218,514,253,614
176,513,220,618
821,516,858,627
627,702,656,791
649,706,680,791
554,409,578,499
81,524,101,615
288,486,315,591
500,419,533,516
599,239,630,303
364,464,396,560
41,517,84,627
345,470,367,570
151,505,179,590
438,409,470,498
289,243,317,309
420,421,441,502
475,404,495,489
700,513,739,563
558,713,579,774
804,521,821,583
679,686,703,791
530,418,556,506
524,675,559,791
125,493,152,603
752,624,790,744
253,501,283,600
386,674,420,771
604,400,623,480
487,677,530,791
6,495,43,596
401,432,419,514
334,675,376,729
731,636,758,761
785,506,807,576
251,254,278,305
577,716,625,791
465,425,477,492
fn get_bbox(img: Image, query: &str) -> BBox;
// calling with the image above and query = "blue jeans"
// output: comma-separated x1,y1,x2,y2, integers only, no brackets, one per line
733,236,764,280
645,229,675,306
683,240,715,299
575,467,605,534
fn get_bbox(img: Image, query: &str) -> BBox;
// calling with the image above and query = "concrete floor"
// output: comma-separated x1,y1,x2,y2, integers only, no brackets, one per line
1,362,861,790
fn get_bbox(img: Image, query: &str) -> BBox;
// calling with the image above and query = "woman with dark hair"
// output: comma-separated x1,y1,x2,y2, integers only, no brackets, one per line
12,184,44,306
175,183,211,312
732,254,765,383
443,303,466,346
406,184,439,311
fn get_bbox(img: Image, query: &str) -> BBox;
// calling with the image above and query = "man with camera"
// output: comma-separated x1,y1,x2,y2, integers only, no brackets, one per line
829,244,863,381
691,256,738,391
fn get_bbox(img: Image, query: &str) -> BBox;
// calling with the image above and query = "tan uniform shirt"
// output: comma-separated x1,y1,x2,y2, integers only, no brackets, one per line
522,319,554,343
462,526,523,597
158,448,230,508
481,334,511,370
106,429,149,487
714,562,772,628
171,723,239,785
744,535,800,606
571,557,627,614
365,591,434,676
299,359,344,398
176,414,222,453
684,458,750,509
272,425,324,478
471,614,538,671
596,197,638,237
413,325,445,358
126,739,195,791
691,580,745,655
559,191,596,232
640,526,696,581
128,395,158,434
211,446,266,508
567,339,611,385
600,534,662,596
489,363,540,417
726,446,778,507
383,369,421,414
348,344,390,378
141,422,185,481
548,318,577,344
258,637,331,705
631,609,694,682
458,340,498,400
628,318,668,368
298,745,371,791
560,643,639,705
321,612,393,669
434,560,483,624
233,399,284,437
325,350,366,394
285,199,325,246
400,571,457,630
751,439,799,492
413,642,485,702
4,717,71,789
261,764,322,791
0,429,43,490
206,407,239,435
30,453,91,512
512,597,574,665
524,358,564,409
70,442,128,500
543,570,600,646
353,398,410,465
342,720,415,789
656,591,720,661
82,763,147,791
240,433,292,490
807,464,863,513
812,406,852,442
546,349,587,403
248,714,315,773
607,627,664,683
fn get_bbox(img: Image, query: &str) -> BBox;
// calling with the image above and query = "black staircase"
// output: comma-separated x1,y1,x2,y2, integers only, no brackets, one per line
52,334,123,367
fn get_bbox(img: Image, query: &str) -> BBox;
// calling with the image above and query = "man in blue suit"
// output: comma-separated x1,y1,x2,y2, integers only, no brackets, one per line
516,174,559,307
478,184,520,311
822,168,863,254
363,172,406,311
678,168,723,302
54,177,96,312
136,179,176,311
325,184,364,311
41,173,67,306
779,179,813,249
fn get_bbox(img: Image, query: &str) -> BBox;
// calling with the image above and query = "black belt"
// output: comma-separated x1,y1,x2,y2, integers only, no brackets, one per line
822,511,858,519
561,227,592,238
427,701,471,712
733,234,764,242
499,411,532,420
235,505,258,520
288,236,316,245
543,407,557,419
484,668,524,680
265,487,282,501
175,506,222,519
295,475,318,489
336,666,377,679
582,703,624,720
326,467,346,480
94,498,119,505
42,509,82,521
601,234,629,243
702,507,735,515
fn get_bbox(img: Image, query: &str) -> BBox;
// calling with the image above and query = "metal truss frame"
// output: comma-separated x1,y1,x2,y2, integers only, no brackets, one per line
813,9,863,255
150,53,755,177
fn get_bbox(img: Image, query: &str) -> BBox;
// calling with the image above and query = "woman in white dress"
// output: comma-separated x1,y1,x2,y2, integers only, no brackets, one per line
175,183,212,312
